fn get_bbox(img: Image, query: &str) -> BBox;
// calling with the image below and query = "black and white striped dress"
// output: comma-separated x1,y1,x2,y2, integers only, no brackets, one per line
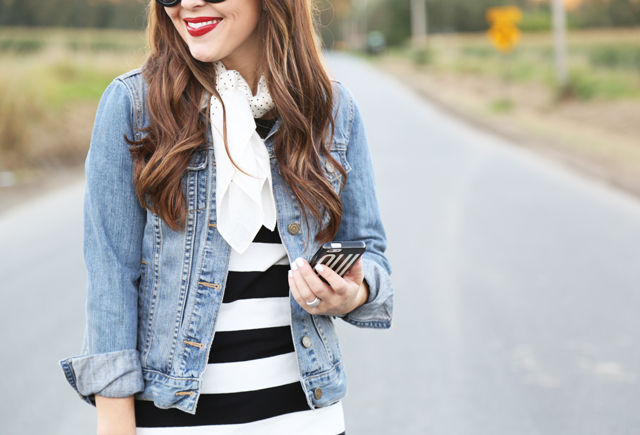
135,118,346,434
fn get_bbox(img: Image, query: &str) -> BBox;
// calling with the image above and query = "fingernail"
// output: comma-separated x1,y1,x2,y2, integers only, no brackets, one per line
288,270,292,278
295,257,305,267
315,264,324,273
291,262,298,271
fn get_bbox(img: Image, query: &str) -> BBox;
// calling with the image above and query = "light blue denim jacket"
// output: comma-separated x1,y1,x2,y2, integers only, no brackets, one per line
59,69,393,415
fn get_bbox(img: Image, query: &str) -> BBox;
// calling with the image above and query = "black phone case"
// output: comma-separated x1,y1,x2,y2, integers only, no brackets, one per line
309,241,366,277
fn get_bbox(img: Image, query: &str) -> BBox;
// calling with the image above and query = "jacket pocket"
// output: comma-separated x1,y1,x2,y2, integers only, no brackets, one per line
322,144,351,194
183,146,210,213
186,147,208,171
311,315,342,367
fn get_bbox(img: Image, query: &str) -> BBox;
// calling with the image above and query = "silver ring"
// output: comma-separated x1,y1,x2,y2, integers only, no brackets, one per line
306,296,321,308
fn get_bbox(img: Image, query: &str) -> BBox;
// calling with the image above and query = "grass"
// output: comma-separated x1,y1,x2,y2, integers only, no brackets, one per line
490,97,515,113
0,27,146,170
2,26,639,174
382,28,640,101
369,28,640,198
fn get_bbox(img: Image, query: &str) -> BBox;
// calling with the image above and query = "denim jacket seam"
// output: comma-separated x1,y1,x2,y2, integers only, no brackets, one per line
345,84,355,141
315,394,346,409
142,366,202,381
342,316,391,328
311,316,333,362
115,74,142,136
142,214,162,366
179,147,220,372
170,171,199,370
302,358,343,380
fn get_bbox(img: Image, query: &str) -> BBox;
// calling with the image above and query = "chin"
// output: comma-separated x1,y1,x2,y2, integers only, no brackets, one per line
189,47,220,63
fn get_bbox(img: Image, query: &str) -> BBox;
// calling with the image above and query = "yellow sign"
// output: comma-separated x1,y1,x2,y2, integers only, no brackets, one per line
486,6,523,54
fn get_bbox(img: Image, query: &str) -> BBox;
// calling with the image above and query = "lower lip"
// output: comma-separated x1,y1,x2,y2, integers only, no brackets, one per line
186,20,222,37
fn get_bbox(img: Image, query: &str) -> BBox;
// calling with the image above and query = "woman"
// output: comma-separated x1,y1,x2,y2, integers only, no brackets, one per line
60,0,393,433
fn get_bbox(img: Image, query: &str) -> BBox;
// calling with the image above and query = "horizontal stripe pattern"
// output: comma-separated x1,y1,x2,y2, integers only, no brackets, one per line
137,399,345,434
136,383,309,427
228,242,288,272
223,266,289,303
136,221,343,433
201,352,300,394
213,297,290,332
209,326,294,364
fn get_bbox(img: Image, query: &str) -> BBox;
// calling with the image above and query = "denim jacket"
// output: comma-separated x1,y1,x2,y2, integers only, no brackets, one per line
59,69,393,415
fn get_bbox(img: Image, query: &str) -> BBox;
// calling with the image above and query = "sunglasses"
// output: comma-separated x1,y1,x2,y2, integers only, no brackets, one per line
156,0,225,6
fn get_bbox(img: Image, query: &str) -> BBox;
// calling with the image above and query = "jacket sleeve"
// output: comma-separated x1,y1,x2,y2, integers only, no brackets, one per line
59,79,146,405
333,82,394,329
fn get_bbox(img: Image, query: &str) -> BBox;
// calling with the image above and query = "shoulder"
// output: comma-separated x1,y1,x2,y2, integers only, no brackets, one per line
111,68,148,112
114,68,146,90
330,80,357,144
99,68,146,107
96,68,149,137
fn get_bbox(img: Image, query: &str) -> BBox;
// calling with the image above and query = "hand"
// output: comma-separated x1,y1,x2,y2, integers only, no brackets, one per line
288,257,369,316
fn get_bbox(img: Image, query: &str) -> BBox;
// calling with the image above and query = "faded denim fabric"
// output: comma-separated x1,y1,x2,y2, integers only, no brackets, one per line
59,69,393,415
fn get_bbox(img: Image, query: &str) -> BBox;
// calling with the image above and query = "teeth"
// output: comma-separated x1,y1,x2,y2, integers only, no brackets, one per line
187,19,222,29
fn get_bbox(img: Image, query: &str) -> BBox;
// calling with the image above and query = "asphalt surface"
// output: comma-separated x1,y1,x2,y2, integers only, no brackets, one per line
1,53,640,434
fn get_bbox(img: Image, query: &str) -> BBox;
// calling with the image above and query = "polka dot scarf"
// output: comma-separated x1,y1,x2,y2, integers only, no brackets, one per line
209,61,277,254
213,60,274,118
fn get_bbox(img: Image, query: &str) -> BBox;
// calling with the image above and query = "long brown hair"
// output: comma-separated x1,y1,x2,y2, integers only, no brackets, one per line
129,0,346,243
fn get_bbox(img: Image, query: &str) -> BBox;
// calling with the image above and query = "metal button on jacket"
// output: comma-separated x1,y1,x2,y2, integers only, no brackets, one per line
301,336,312,348
288,222,300,235
325,161,334,173
314,388,323,400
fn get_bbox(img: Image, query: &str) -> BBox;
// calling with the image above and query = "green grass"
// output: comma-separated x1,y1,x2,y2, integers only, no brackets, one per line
0,38,45,54
0,27,146,169
0,27,146,107
586,44,640,71
490,97,515,113
40,59,125,108
391,29,640,101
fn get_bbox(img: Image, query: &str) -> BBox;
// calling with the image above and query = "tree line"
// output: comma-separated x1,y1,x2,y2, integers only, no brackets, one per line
1,0,638,47
361,0,640,47
0,0,148,29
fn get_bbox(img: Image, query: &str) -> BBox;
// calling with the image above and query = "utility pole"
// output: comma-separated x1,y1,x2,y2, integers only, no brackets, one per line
411,0,428,52
551,0,569,89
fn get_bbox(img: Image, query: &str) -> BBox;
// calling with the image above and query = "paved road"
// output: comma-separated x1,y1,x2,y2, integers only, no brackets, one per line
2,53,640,434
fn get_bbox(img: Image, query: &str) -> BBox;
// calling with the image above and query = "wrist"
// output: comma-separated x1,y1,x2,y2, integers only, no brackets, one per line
356,279,369,308
96,395,137,435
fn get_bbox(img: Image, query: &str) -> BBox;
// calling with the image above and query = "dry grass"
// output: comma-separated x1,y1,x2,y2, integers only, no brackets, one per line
400,28,640,100
370,28,640,195
0,27,146,176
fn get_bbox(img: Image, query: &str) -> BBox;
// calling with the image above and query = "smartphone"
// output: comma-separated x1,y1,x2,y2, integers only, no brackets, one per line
309,241,366,277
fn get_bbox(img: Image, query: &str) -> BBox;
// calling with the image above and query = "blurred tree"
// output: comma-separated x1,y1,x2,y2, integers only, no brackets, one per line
606,0,640,26
1,0,638,46
0,0,147,29
365,0,513,46
359,0,640,48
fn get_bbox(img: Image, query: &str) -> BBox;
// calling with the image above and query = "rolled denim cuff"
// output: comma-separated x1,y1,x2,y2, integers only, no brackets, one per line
341,258,393,329
59,349,144,405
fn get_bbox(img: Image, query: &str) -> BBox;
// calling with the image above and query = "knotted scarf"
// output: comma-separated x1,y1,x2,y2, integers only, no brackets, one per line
210,61,277,254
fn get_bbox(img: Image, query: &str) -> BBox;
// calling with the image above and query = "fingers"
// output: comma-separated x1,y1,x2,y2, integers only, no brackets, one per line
342,257,364,284
288,270,318,313
294,257,352,299
311,262,349,296
288,256,366,317
289,258,324,309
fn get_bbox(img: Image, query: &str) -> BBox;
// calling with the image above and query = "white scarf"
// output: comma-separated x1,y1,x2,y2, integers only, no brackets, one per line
210,61,277,254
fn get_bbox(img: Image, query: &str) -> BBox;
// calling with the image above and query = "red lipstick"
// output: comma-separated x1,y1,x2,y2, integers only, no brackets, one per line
184,16,223,37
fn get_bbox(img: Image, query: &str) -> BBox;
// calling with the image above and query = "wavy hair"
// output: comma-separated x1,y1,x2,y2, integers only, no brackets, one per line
129,0,346,243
